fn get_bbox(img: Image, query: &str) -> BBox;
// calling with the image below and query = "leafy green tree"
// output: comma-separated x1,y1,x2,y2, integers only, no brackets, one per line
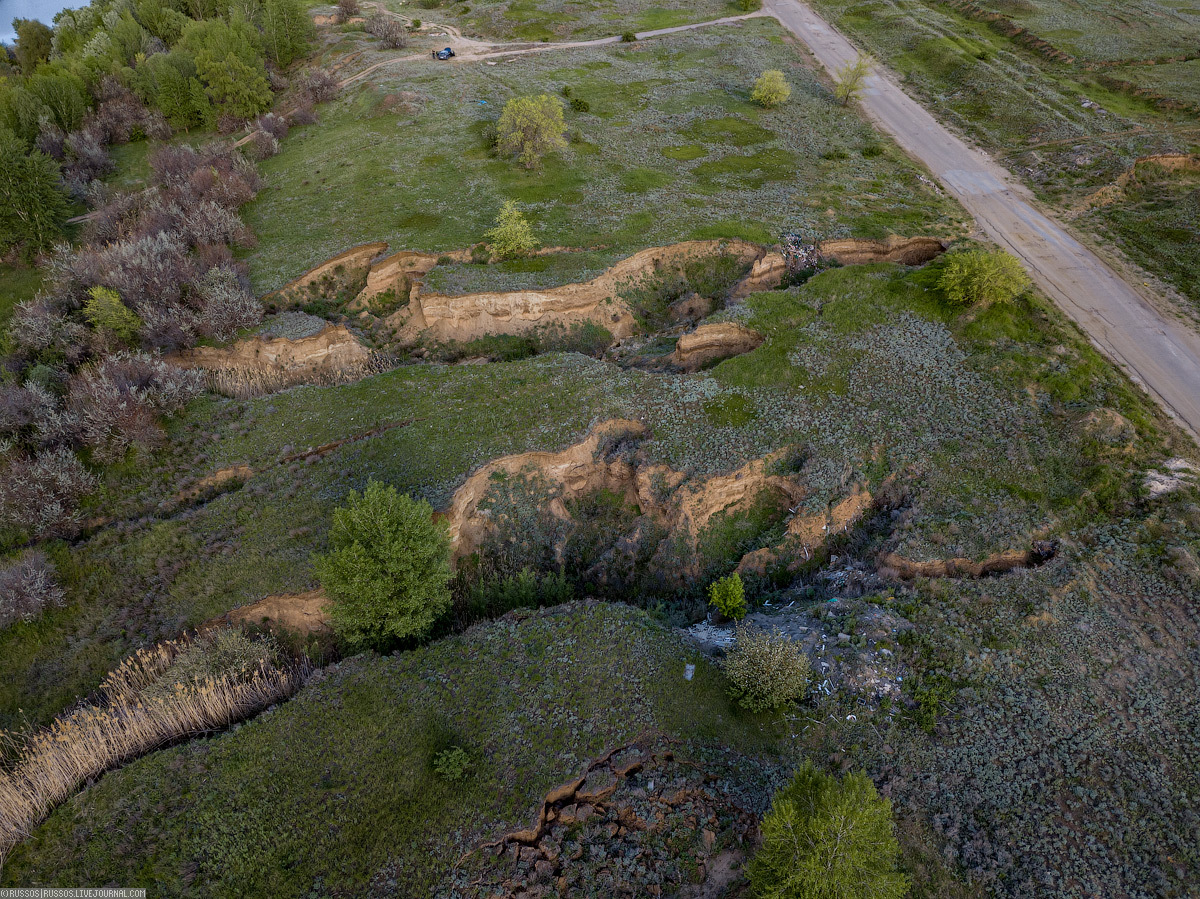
313,481,453,648
135,0,191,45
84,287,143,342
833,54,872,106
496,94,567,169
752,70,791,108
484,200,539,259
108,11,152,65
27,72,89,133
262,0,313,68
136,50,209,129
0,128,70,259
178,16,272,121
937,247,1031,307
13,18,53,73
750,762,909,899
707,572,747,620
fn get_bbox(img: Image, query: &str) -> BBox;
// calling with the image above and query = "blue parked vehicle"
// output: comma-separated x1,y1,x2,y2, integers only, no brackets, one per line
433,47,455,60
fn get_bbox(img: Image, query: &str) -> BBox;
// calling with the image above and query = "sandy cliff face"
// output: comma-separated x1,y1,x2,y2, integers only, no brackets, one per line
671,323,764,371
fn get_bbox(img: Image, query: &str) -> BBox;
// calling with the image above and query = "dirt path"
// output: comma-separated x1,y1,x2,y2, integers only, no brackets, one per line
764,0,1200,441
337,9,767,85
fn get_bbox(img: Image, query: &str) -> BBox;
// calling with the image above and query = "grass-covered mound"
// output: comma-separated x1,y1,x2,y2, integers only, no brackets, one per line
0,602,790,894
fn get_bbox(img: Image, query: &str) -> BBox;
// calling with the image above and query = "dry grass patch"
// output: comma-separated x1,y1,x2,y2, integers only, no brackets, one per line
0,630,307,863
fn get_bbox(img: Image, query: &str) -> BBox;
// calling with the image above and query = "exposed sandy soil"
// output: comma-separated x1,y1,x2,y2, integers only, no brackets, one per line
738,483,875,575
205,589,332,636
1085,153,1200,207
671,322,764,371
392,240,764,345
877,541,1058,579
171,464,254,507
269,242,388,300
445,419,885,582
170,324,373,397
819,235,946,266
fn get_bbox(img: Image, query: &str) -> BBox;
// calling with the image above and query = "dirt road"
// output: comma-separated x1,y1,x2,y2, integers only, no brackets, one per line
765,0,1200,441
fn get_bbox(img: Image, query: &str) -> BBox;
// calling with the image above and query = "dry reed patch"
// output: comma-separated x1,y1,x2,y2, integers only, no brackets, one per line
0,631,309,864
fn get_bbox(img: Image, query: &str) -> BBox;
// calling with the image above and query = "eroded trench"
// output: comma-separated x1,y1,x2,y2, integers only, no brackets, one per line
178,236,950,397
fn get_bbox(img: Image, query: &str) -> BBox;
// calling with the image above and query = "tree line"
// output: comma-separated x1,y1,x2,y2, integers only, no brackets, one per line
1,0,313,259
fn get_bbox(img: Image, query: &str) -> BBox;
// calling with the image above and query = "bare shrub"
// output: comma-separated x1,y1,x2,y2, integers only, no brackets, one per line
87,76,149,144
148,144,199,189
68,353,204,461
245,130,280,160
254,112,289,141
91,232,194,314
34,121,65,160
194,267,262,341
0,630,308,862
337,0,361,21
64,127,114,185
724,625,812,712
289,100,317,126
0,447,97,538
173,200,248,248
366,13,408,49
9,299,91,365
0,550,66,630
296,68,339,104
138,304,199,351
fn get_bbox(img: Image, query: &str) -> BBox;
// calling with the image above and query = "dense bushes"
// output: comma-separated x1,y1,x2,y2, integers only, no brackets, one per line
749,762,908,899
314,482,454,648
0,550,66,630
366,13,408,49
2,138,262,541
0,0,313,256
938,246,1031,307
724,625,811,711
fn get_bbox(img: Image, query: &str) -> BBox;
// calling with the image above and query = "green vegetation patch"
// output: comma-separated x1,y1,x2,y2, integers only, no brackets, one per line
681,115,776,147
2,604,787,894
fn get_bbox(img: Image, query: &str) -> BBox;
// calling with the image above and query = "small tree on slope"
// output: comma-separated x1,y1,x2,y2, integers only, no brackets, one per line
313,481,453,648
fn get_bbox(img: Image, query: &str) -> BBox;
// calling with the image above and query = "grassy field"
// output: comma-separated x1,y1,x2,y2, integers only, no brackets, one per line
366,0,750,41
0,603,792,894
0,256,1168,731
241,18,967,291
970,0,1200,63
805,0,1200,311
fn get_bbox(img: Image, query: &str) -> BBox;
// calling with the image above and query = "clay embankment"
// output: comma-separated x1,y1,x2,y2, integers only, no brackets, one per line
737,484,876,576
392,240,765,344
171,324,373,398
204,589,332,637
445,419,845,580
878,541,1058,579
671,323,764,371
270,242,389,302
1086,153,1200,207
819,235,947,266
